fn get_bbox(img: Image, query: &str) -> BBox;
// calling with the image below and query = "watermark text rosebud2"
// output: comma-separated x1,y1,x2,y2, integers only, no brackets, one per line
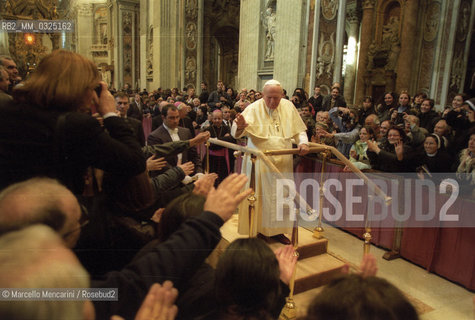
273,173,474,228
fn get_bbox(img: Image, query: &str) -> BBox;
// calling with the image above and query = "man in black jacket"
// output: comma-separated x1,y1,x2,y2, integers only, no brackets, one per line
116,92,145,146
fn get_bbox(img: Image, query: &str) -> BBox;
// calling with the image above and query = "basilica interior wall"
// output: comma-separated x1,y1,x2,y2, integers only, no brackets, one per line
0,0,473,106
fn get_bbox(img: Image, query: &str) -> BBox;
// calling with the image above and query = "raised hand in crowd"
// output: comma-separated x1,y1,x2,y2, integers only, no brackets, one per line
390,109,398,121
359,253,378,277
110,281,178,320
150,208,164,223
340,253,378,277
134,281,178,320
366,139,381,154
193,173,218,197
203,173,252,222
394,139,404,161
274,245,298,285
178,161,195,176
189,131,210,147
146,155,167,172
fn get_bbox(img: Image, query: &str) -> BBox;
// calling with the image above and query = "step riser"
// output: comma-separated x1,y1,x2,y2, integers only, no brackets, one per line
294,267,345,294
297,240,328,260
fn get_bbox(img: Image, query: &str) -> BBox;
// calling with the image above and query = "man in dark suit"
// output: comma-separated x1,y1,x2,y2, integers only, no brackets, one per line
127,93,144,121
147,104,202,174
207,80,231,110
308,85,323,112
116,92,145,146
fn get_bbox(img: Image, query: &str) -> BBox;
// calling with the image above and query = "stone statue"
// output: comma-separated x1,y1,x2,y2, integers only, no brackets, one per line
262,7,276,61
382,16,399,46
366,43,376,70
385,42,400,71
146,34,153,77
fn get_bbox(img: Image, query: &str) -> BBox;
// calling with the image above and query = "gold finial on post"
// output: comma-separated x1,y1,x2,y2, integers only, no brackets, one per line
363,228,372,254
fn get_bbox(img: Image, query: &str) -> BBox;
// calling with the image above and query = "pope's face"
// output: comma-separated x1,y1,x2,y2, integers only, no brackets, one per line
263,85,282,109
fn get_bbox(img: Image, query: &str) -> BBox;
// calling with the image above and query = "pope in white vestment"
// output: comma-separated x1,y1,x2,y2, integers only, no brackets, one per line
231,80,309,241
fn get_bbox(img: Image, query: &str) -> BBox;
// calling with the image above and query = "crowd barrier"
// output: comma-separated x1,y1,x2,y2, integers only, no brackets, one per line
294,157,475,291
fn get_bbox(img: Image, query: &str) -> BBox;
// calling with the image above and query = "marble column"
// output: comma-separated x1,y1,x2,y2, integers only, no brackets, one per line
139,0,148,90
343,8,360,105
0,31,10,55
333,0,347,85
151,0,183,89
395,0,419,91
355,0,375,104
76,3,94,59
274,0,305,91
196,0,204,90
237,0,261,91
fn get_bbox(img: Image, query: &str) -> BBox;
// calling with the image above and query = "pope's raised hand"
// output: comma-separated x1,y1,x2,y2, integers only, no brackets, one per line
235,113,248,130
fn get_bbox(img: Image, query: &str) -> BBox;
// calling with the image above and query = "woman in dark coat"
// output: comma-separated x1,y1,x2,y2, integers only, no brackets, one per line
367,126,416,172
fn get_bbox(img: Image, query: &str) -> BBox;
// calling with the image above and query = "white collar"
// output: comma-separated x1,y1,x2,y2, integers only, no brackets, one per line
163,123,178,134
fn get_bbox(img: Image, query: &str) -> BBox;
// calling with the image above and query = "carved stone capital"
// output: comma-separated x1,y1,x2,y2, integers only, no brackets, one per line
346,8,361,24
77,3,94,16
362,0,376,9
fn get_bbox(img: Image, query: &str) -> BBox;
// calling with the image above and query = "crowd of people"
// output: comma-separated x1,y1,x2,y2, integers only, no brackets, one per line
0,49,470,319
113,77,474,197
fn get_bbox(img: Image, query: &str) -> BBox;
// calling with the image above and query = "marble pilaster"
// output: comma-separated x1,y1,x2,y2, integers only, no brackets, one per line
435,0,460,108
343,8,360,105
237,0,261,91
151,0,183,89
76,3,94,59
333,0,347,85
395,0,419,91
139,0,148,90
309,0,322,93
354,0,375,104
274,0,306,91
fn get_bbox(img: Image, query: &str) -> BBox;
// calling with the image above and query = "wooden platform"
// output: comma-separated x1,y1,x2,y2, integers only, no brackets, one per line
216,214,347,317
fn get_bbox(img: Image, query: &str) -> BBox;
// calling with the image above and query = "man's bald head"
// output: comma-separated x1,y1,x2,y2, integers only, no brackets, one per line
0,178,82,248
0,225,91,319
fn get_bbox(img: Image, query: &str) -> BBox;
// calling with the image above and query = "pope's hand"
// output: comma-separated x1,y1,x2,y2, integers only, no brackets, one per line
298,144,309,156
235,113,248,130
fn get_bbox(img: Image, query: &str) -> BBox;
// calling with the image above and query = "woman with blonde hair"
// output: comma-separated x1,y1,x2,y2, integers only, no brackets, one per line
0,50,145,194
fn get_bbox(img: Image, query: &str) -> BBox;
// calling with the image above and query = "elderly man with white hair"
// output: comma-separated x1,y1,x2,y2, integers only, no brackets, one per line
231,79,309,244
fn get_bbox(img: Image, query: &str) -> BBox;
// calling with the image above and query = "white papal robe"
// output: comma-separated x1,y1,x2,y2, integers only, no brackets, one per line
231,98,308,236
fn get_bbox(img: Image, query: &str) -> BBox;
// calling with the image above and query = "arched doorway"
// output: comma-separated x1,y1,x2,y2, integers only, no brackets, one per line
202,0,240,91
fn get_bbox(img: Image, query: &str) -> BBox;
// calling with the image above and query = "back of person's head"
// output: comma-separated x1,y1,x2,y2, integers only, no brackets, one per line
0,178,79,247
158,192,205,241
0,225,91,320
13,50,99,111
215,238,281,319
306,274,418,320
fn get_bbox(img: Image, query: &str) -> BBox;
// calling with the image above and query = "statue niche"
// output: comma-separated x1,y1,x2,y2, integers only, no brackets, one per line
367,2,401,73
